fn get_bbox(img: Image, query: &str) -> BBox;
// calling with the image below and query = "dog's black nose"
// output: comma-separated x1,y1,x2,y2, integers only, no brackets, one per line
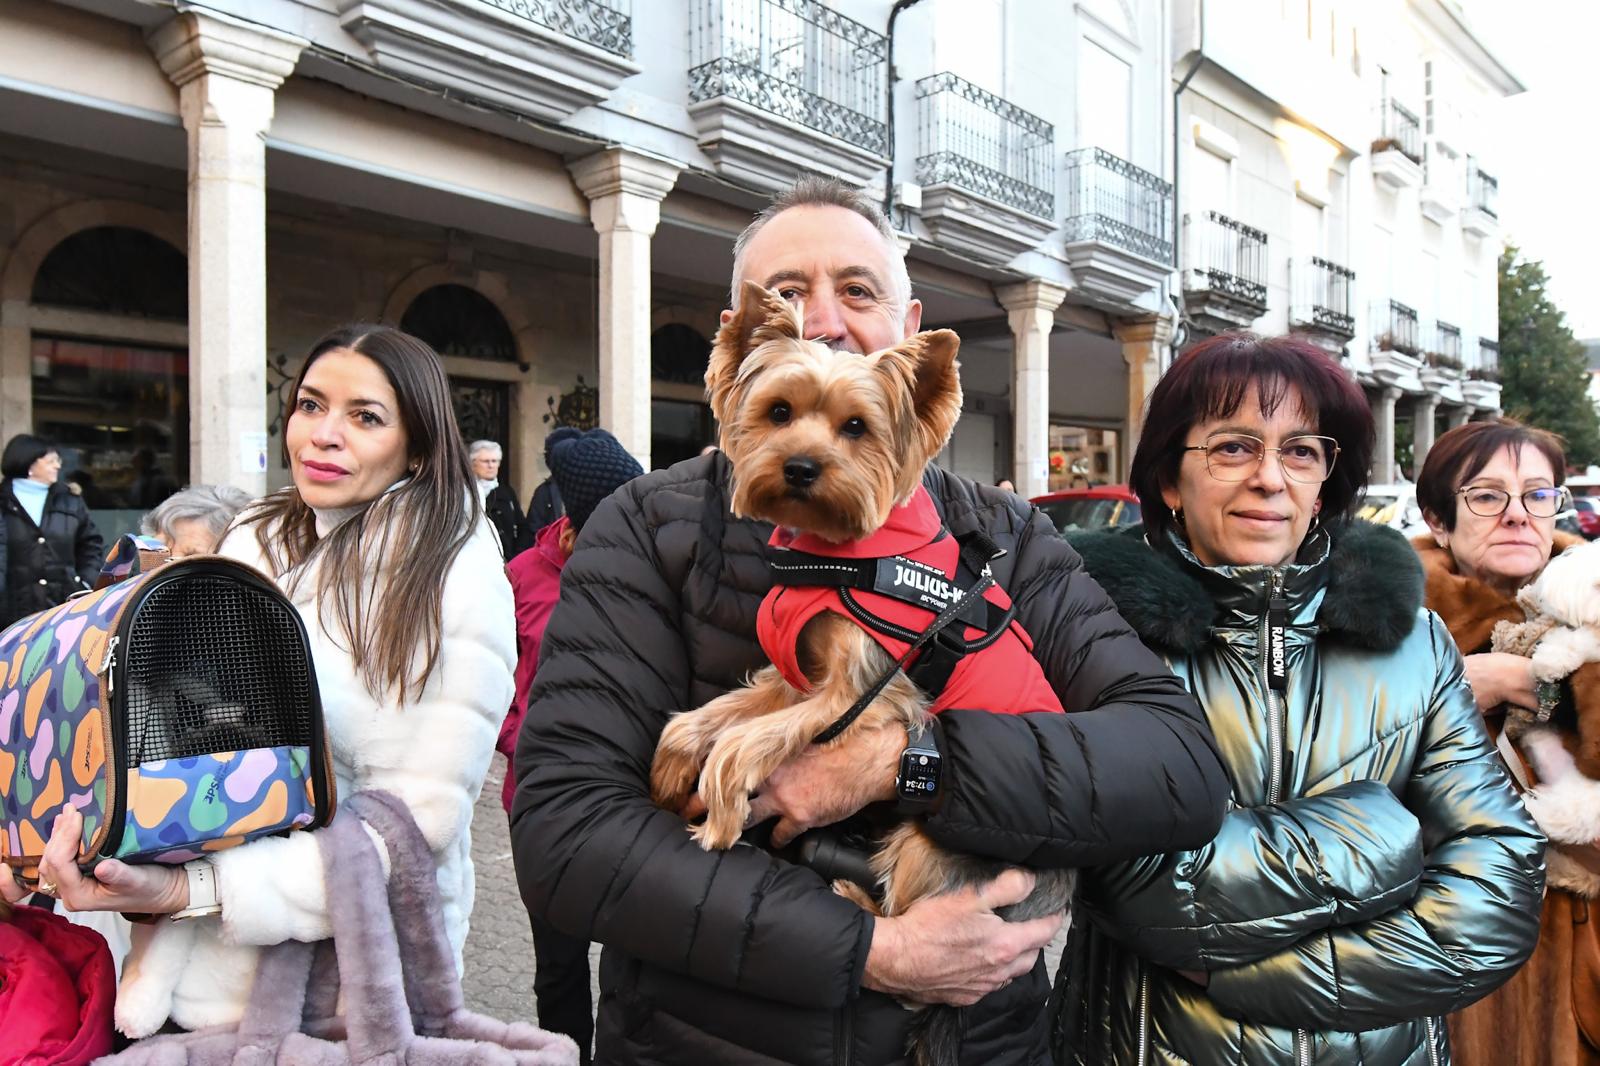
783,457,821,487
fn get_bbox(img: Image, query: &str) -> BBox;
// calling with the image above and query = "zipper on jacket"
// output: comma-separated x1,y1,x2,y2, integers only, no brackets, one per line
1257,569,1313,1064
1258,568,1289,805
1425,1017,1441,1066
834,1005,853,1066
1135,965,1150,1066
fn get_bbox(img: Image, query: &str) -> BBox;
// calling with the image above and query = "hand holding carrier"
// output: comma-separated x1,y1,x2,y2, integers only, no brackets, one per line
0,533,335,883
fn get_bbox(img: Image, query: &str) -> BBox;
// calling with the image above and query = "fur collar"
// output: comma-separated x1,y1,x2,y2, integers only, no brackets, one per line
1411,531,1584,654
1070,520,1422,656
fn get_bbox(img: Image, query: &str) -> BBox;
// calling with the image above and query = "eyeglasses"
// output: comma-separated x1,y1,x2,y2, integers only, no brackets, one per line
1457,485,1570,518
1182,433,1340,484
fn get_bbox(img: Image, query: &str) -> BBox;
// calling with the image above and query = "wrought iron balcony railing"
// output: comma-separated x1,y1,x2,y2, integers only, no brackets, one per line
1467,164,1499,219
1187,210,1266,306
915,72,1053,218
1374,299,1421,357
488,0,632,57
1474,337,1500,378
689,0,887,155
1373,97,1422,165
1429,320,1463,368
1292,256,1355,336
1063,148,1173,264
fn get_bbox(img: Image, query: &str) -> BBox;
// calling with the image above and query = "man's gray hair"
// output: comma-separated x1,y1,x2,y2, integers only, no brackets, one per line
468,440,503,460
140,483,254,543
729,177,912,312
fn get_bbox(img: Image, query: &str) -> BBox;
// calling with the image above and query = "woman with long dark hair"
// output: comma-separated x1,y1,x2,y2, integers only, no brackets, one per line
0,434,103,627
1053,333,1543,1064
12,324,516,1039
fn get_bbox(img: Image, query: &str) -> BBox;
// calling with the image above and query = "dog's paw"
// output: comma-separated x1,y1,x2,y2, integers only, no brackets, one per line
689,807,745,851
832,879,882,915
649,746,702,813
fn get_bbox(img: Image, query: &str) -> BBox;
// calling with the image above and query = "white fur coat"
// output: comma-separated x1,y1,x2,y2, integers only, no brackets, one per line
114,506,516,1037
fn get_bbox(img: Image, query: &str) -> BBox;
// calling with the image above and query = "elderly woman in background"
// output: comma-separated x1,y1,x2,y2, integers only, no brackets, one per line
140,484,253,558
1414,418,1598,1065
1056,333,1543,1065
470,439,526,560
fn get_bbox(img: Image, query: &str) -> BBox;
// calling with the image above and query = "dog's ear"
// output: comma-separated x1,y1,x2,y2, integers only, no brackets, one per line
705,281,802,423
877,329,963,465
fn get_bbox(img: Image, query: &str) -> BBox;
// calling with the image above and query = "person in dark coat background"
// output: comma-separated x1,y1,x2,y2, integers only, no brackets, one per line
0,434,103,628
524,430,566,540
497,426,643,1066
470,439,527,560
509,178,1231,1066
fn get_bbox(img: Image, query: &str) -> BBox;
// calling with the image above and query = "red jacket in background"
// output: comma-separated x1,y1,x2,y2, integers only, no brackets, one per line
0,903,115,1066
498,515,571,812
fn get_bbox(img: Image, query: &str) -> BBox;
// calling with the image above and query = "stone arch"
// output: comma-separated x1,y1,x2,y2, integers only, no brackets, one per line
0,199,186,443
381,261,536,370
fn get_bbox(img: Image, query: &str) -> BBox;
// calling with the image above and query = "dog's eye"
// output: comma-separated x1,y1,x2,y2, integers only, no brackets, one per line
841,417,867,439
769,402,791,425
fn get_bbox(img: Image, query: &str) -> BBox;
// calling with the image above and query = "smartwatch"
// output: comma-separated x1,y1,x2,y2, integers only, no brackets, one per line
895,723,943,814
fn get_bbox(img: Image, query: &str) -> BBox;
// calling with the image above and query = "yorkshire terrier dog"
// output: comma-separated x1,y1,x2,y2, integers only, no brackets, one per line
650,281,1073,1066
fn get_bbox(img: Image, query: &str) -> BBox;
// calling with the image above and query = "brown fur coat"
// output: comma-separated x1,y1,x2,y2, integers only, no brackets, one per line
1418,533,1600,1065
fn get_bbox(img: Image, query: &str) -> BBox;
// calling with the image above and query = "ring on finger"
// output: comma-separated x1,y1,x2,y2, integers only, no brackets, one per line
34,878,58,898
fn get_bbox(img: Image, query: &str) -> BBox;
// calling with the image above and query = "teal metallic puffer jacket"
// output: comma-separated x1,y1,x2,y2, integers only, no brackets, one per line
1052,522,1545,1065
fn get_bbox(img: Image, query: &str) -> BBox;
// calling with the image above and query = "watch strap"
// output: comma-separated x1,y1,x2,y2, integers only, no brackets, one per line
171,859,221,921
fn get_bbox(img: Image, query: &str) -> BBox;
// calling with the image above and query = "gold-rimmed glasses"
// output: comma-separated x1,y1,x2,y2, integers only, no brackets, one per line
1181,433,1341,484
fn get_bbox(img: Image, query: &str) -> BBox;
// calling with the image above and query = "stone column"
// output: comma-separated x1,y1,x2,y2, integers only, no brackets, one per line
1412,394,1440,473
569,149,683,470
1114,315,1177,470
995,280,1068,500
148,11,305,496
1446,405,1472,430
1373,387,1401,484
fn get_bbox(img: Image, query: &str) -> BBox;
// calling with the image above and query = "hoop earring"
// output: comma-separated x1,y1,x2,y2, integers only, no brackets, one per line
1308,512,1322,534
1170,506,1184,526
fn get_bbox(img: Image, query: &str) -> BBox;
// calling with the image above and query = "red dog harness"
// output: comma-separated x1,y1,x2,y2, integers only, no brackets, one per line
757,486,1063,717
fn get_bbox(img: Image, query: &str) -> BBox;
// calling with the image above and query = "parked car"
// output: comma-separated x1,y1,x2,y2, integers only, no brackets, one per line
1030,485,1142,535
1569,496,1600,539
1355,484,1428,539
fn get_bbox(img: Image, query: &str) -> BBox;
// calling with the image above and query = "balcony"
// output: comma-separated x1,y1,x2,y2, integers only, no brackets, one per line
338,0,639,123
1421,321,1465,403
912,73,1054,265
1371,98,1423,190
1369,299,1423,390
1462,163,1499,238
1420,142,1458,223
1182,210,1267,334
1059,147,1173,308
1290,256,1356,349
687,0,888,192
1464,336,1502,410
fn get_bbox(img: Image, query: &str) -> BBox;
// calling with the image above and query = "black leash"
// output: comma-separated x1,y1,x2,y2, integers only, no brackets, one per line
810,535,1001,745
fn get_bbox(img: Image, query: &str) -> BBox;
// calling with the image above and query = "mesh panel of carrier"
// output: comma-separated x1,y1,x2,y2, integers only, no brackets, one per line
122,575,316,766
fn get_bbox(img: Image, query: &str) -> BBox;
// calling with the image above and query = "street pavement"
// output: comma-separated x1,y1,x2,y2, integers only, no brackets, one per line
461,753,1068,1031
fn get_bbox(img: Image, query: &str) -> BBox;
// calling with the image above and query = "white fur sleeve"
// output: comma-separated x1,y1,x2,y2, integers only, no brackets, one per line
208,521,516,946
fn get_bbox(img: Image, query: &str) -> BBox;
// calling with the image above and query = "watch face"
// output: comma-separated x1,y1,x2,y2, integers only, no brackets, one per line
899,750,940,797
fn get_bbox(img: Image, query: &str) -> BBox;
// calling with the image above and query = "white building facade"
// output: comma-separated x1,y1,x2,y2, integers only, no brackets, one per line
0,0,1185,542
1172,0,1520,486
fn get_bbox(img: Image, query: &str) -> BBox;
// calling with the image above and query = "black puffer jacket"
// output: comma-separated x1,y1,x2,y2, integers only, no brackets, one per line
0,480,103,627
510,455,1230,1066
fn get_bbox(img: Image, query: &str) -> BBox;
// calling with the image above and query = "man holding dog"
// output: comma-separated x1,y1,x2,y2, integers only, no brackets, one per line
510,178,1230,1064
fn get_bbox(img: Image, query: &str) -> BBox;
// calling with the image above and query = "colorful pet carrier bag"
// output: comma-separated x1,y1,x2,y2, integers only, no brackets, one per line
0,534,335,883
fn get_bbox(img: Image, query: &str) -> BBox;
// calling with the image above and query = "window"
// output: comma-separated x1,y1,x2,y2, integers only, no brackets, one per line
1192,146,1230,214
1078,40,1131,160
400,285,517,362
30,226,189,542
1293,195,1324,258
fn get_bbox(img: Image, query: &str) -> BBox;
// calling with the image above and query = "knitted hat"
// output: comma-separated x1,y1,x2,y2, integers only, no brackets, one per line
546,427,643,532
